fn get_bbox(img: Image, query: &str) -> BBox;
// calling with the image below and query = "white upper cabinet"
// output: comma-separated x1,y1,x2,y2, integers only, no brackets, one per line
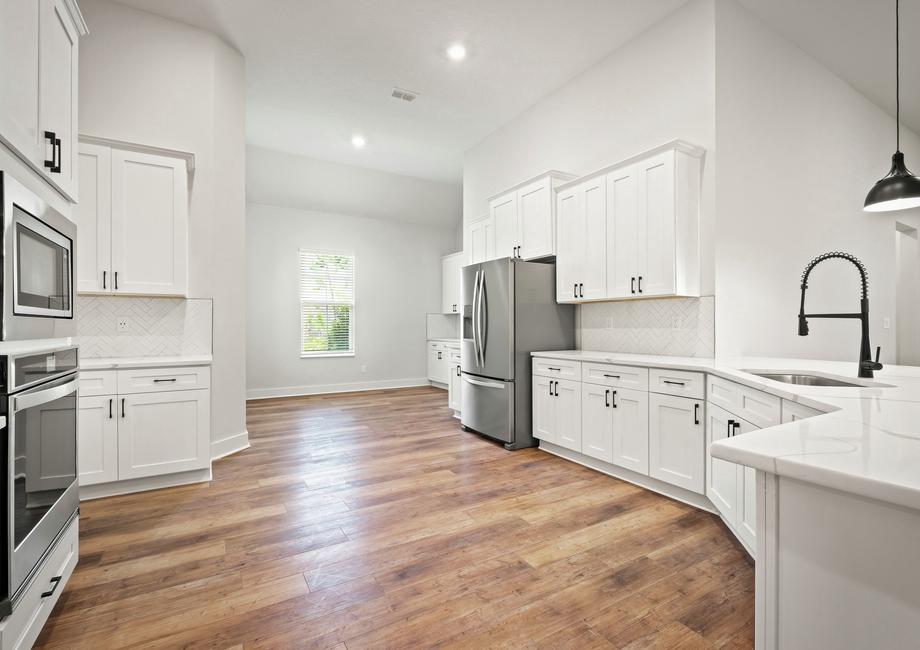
487,171,575,262
77,141,190,297
0,0,85,201
555,140,703,303
441,252,462,314
76,142,112,293
465,215,495,265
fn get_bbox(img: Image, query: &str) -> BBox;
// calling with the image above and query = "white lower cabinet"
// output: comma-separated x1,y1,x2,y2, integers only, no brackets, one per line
427,341,457,386
582,383,649,473
648,393,705,494
77,395,118,486
77,365,211,492
118,389,210,480
448,361,462,413
532,376,581,451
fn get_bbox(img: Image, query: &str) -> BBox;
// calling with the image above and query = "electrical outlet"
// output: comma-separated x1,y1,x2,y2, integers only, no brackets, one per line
116,317,130,332
883,317,891,329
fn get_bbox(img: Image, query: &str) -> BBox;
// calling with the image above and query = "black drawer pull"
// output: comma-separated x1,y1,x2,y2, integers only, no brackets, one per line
547,367,561,372
662,380,686,386
153,378,177,383
41,576,62,599
603,374,620,379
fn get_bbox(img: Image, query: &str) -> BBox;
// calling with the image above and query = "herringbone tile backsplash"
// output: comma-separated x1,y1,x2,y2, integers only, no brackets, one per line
76,296,212,358
578,296,715,357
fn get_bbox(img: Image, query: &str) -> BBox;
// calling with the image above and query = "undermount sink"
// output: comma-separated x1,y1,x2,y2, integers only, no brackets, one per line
746,372,864,388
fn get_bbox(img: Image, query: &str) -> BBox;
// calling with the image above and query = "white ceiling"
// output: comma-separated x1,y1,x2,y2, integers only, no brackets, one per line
739,0,920,142
112,0,689,183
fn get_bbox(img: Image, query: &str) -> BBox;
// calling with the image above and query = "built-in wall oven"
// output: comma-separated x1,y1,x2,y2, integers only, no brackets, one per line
1,171,76,340
0,346,78,614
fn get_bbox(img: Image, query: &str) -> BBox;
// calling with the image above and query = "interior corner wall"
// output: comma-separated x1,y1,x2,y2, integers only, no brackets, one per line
78,0,249,453
713,0,920,361
245,203,458,398
462,0,716,295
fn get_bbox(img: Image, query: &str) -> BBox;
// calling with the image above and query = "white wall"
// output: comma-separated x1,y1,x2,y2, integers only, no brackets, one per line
713,0,920,361
79,0,248,455
246,202,457,398
463,0,716,293
248,146,461,227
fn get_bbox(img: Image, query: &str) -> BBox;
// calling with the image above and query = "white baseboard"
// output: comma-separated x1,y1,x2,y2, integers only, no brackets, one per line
539,441,717,514
79,467,212,501
246,377,429,400
211,430,250,460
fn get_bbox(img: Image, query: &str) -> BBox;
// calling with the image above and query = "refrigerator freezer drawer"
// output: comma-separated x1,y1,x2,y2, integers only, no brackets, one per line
460,374,513,444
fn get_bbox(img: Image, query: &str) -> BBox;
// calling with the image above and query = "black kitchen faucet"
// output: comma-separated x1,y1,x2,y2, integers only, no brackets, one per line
798,252,883,379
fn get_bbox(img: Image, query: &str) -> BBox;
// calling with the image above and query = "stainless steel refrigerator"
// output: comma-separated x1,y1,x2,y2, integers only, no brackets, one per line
460,258,575,449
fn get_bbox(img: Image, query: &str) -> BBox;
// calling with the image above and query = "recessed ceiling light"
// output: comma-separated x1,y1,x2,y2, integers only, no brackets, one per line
446,43,467,62
351,134,366,148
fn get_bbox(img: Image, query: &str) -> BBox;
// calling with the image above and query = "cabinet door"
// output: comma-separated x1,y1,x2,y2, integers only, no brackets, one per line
490,193,518,259
636,150,675,297
611,386,649,475
532,375,556,443
706,402,738,522
606,166,638,298
0,0,41,166
441,254,462,314
38,0,79,200
448,364,461,411
77,395,118,486
734,418,759,550
427,345,441,382
118,389,210,480
581,383,613,462
648,393,704,494
467,217,495,264
555,187,581,303
517,177,553,260
581,177,607,300
554,379,582,452
111,149,188,296
76,143,112,293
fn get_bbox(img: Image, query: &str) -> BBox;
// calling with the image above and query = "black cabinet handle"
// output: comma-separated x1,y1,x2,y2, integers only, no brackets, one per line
631,277,636,294
114,271,119,290
605,389,610,408
727,419,735,437
108,398,113,419
153,378,177,383
56,136,62,173
638,276,643,293
548,381,553,396
437,351,442,359
732,421,741,436
579,283,584,298
43,131,61,173
573,283,577,299
40,576,62,599
121,398,126,418
694,403,700,425
611,390,617,408
456,366,460,376
103,270,107,290
554,381,559,397
663,380,685,386
603,373,620,379
547,367,561,372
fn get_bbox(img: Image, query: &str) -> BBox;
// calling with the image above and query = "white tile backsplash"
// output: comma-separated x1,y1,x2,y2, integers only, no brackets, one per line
76,296,212,358
578,296,714,357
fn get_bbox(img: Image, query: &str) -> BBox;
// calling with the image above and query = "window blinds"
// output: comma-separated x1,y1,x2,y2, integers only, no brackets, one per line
299,250,355,355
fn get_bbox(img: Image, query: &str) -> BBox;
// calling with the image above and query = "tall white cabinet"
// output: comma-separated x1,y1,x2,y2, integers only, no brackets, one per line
441,252,463,314
556,140,704,304
0,0,85,201
76,140,190,296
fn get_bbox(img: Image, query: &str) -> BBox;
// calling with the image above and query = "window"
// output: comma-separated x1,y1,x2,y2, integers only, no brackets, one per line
299,249,355,357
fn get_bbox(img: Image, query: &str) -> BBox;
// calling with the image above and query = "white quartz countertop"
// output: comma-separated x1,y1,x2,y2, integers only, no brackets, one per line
532,350,920,511
80,354,213,370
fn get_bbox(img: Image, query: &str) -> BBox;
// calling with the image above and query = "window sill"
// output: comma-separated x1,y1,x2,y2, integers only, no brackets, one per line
300,352,355,359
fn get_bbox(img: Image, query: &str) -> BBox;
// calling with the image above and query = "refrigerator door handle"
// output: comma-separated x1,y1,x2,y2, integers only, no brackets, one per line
476,269,486,367
472,269,481,366
478,270,488,365
462,374,506,390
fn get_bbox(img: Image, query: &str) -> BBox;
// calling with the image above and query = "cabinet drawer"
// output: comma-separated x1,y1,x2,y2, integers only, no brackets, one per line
582,362,648,390
707,376,781,428
532,358,581,379
649,368,705,399
449,350,462,363
116,366,211,394
2,516,79,650
79,370,117,397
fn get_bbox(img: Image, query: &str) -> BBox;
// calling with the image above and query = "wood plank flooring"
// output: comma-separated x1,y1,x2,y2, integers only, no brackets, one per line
36,386,753,649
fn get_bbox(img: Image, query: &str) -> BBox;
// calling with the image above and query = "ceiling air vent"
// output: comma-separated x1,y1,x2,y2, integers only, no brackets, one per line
391,87,419,102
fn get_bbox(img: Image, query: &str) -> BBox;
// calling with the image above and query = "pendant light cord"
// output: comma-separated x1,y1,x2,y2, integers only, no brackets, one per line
896,0,901,152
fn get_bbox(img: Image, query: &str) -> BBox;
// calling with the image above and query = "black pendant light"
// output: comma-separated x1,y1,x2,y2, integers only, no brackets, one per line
864,0,920,212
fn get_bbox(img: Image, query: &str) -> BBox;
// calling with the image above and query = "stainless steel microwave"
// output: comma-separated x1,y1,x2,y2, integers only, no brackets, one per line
1,172,76,340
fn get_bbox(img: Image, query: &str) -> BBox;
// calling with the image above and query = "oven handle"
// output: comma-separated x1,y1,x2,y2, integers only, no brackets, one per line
12,375,78,412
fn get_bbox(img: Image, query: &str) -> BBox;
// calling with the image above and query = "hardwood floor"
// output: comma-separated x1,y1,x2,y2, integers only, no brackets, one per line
36,386,754,649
